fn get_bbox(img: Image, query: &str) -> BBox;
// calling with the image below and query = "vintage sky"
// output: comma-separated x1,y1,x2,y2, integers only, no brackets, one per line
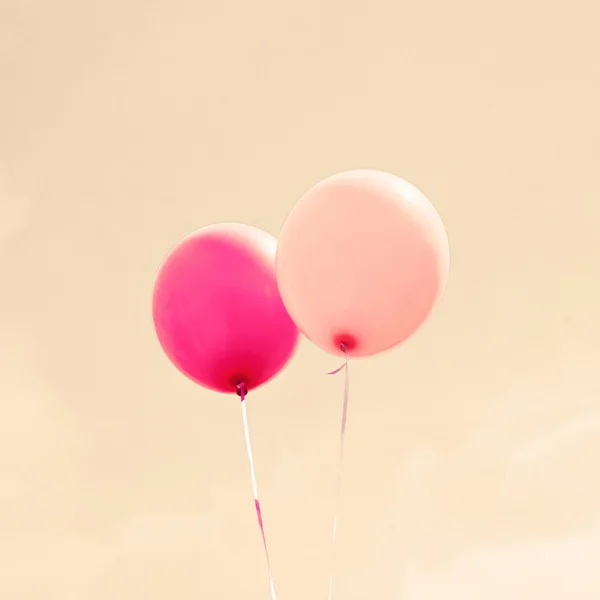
1,0,599,598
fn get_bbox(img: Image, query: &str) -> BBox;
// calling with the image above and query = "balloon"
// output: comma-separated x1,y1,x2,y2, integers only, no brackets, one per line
153,223,300,394
276,170,450,358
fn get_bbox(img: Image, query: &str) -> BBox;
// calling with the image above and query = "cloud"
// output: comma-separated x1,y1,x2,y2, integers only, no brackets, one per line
402,519,600,600
468,366,599,464
367,362,600,599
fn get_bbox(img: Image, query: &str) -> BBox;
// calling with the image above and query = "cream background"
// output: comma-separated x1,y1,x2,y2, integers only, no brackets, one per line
1,1,599,598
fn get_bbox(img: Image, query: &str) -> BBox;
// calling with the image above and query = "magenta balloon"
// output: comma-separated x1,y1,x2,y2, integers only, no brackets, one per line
153,223,300,394
276,170,450,358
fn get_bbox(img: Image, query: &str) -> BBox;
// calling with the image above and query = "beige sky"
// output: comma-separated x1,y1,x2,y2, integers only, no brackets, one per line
1,0,599,598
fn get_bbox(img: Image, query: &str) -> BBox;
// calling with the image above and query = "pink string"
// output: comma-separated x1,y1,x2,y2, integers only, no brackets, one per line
327,344,350,600
238,383,277,600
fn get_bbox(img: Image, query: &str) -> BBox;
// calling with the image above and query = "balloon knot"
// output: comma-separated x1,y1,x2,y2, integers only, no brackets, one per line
236,382,248,399
328,344,349,375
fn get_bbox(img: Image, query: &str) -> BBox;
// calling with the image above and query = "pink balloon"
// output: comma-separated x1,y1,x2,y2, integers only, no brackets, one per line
276,170,450,358
153,223,300,394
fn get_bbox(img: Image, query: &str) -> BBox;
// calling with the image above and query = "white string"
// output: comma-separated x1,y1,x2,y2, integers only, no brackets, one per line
241,399,260,499
240,392,277,600
327,345,349,600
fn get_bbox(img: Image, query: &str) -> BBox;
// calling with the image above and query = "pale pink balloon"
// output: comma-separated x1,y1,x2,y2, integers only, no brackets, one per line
276,170,450,358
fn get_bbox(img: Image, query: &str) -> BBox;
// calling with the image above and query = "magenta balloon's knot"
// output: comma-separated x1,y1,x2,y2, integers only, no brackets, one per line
236,382,248,400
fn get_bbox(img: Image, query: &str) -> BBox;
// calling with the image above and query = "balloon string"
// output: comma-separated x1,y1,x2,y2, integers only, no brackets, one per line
327,344,350,600
238,383,277,600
